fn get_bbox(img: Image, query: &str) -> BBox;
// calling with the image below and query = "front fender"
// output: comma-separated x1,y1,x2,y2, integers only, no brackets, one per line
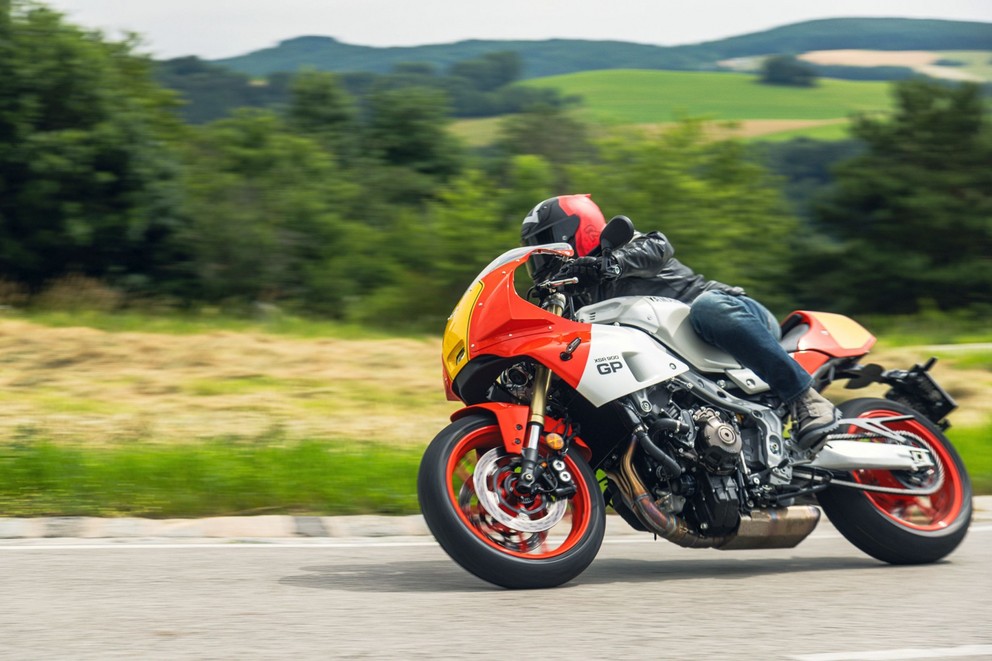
450,402,592,462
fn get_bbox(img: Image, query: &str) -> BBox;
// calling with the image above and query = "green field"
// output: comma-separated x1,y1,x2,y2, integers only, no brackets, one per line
450,69,896,144
520,70,893,125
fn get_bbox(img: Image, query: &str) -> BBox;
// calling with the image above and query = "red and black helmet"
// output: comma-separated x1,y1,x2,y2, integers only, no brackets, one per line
520,194,606,280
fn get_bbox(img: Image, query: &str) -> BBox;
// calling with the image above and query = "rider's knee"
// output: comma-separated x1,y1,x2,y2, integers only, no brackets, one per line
690,290,742,320
689,291,742,341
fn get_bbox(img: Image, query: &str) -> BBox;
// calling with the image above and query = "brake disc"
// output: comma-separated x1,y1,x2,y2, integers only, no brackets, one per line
472,448,567,534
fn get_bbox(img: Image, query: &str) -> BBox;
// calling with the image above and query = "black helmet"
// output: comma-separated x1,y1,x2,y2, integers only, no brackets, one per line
520,194,606,281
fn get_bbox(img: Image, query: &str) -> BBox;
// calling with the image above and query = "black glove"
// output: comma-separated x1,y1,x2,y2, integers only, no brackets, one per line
557,256,621,288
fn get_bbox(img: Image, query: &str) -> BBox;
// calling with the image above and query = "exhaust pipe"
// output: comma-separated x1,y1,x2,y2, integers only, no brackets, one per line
606,438,729,548
607,439,821,550
717,506,821,550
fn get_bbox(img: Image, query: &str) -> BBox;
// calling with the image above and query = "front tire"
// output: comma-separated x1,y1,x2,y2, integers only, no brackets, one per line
418,413,605,589
817,398,972,564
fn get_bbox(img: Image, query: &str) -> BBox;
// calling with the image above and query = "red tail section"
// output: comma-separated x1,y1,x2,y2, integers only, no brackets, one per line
781,311,876,375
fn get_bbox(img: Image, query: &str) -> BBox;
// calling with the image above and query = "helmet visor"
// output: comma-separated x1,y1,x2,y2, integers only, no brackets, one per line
521,214,580,248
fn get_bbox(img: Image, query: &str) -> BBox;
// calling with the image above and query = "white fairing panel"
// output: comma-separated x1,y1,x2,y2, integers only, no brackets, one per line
576,296,771,395
576,325,690,408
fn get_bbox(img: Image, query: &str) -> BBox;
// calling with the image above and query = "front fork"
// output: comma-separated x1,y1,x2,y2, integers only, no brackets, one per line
517,294,566,494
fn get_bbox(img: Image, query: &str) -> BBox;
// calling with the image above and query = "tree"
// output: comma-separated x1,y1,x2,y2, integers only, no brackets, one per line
570,120,798,308
154,57,292,124
351,168,518,328
754,138,864,221
363,86,462,183
496,107,596,191
178,111,356,310
0,2,184,291
795,79,992,313
499,154,556,228
286,69,356,159
760,55,818,87
449,52,522,92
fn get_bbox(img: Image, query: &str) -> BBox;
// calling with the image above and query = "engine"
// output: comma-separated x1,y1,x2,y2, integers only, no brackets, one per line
693,408,743,474
629,401,747,537
682,408,744,535
572,375,824,550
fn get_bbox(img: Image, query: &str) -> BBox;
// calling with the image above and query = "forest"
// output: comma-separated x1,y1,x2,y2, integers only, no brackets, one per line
1,3,991,331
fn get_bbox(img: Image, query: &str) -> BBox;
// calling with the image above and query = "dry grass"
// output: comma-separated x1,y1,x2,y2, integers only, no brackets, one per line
799,50,940,67
628,118,848,142
0,320,459,447
798,50,988,82
1,320,988,450
679,118,848,140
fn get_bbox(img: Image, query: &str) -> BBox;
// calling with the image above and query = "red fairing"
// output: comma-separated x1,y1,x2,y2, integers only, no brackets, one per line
450,402,593,461
783,310,877,376
467,259,592,389
791,350,831,375
442,364,458,401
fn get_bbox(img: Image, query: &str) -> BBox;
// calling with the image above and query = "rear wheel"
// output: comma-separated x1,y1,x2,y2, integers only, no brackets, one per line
418,413,605,589
817,398,972,564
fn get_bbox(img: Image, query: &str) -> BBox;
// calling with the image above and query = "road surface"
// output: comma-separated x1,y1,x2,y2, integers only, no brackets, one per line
2,519,991,660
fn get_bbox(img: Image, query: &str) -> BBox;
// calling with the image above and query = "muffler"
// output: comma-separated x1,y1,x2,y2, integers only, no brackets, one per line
717,506,821,550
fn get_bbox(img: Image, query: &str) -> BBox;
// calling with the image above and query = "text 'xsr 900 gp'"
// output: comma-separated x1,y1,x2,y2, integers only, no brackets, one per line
417,216,972,589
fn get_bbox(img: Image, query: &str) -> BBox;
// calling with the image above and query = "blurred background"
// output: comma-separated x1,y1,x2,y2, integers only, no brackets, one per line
0,0,989,517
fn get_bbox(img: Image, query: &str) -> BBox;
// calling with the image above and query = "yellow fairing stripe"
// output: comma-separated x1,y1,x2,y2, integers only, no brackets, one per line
442,280,484,382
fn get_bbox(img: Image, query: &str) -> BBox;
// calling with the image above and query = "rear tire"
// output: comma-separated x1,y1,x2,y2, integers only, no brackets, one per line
816,398,972,564
418,413,605,589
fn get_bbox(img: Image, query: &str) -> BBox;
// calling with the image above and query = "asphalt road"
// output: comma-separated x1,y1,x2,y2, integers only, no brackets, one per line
2,522,991,661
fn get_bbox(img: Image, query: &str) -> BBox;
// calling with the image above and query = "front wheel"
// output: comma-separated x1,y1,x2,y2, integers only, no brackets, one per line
418,413,605,589
817,398,972,564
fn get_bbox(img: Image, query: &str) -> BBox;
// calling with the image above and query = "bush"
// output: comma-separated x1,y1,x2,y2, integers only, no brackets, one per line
34,275,124,312
0,280,29,308
760,55,818,87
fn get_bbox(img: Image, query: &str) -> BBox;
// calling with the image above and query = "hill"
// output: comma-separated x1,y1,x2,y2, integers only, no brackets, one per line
215,18,992,79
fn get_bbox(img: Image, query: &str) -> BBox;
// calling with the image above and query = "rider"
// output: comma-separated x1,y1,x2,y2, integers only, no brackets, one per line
519,194,839,451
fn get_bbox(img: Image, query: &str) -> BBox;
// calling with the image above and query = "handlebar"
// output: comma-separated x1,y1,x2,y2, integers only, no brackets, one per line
537,276,579,290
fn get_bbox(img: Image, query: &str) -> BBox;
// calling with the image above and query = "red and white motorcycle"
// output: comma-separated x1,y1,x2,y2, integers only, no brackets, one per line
418,216,972,589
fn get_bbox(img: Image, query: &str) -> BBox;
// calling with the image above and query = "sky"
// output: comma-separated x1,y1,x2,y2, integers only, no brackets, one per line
39,0,992,61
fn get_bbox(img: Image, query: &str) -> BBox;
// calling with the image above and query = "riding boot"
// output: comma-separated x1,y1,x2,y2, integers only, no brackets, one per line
792,387,840,451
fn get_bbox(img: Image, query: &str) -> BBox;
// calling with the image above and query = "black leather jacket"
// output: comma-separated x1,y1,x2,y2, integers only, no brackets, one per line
583,231,740,305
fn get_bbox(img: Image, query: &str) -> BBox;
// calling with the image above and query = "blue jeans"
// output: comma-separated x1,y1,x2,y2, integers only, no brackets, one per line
688,290,811,404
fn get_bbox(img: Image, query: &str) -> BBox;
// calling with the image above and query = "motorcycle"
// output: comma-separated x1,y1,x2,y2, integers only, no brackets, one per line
417,216,972,589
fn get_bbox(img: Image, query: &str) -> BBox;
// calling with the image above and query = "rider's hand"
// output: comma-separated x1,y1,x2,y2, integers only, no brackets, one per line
564,256,600,287
558,256,621,287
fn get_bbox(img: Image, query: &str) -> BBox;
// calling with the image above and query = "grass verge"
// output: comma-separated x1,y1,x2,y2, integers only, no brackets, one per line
0,312,987,517
946,425,992,495
0,436,421,518
0,423,987,518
